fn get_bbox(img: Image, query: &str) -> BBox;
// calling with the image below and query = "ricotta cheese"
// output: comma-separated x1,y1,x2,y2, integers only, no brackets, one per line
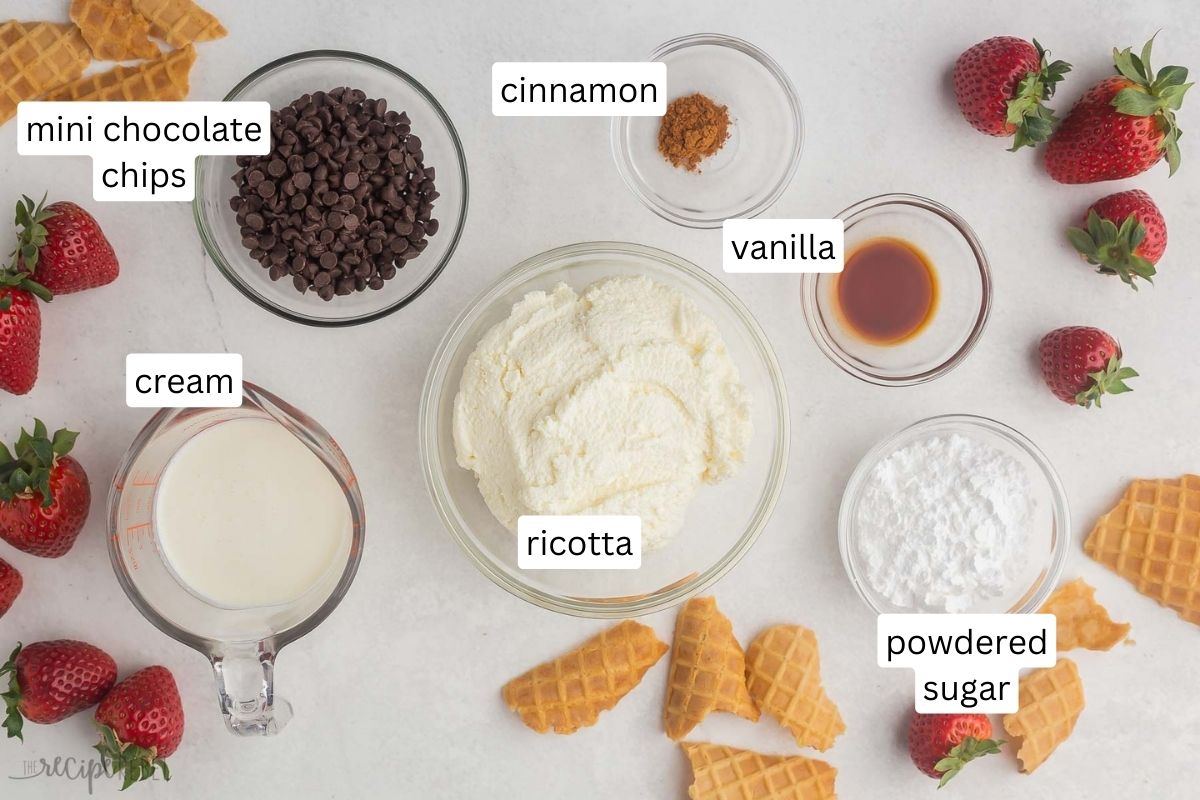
452,275,751,551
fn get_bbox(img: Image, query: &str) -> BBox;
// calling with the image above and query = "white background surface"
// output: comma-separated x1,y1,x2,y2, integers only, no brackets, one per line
2,1,1198,797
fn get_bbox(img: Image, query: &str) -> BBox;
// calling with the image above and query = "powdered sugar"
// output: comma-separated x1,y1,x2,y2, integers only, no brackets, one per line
854,432,1034,613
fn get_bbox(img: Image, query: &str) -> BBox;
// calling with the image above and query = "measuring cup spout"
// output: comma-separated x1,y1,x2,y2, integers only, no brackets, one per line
210,642,293,736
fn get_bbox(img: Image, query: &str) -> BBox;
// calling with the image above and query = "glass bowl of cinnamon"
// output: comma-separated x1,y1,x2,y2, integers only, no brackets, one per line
611,33,803,228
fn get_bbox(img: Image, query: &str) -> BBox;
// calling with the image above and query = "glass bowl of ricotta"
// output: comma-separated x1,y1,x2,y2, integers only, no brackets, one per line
838,414,1070,615
419,241,789,617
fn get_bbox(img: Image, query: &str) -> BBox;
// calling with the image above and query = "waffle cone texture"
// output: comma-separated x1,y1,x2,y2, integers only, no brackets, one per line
1002,659,1085,773
502,619,667,734
664,597,760,740
70,0,159,60
682,742,838,800
1038,577,1130,651
1085,475,1200,626
45,44,195,102
0,21,91,124
745,625,845,751
132,0,226,48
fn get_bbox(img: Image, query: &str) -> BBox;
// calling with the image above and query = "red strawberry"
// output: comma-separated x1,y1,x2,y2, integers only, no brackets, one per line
0,283,44,396
953,36,1071,150
908,711,1004,786
95,666,185,789
0,420,91,558
1,640,117,740
14,196,119,295
0,558,21,619
1039,326,1137,407
1067,190,1167,289
1045,37,1192,183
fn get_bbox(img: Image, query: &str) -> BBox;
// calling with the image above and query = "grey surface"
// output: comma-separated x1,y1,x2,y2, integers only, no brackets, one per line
1,0,1197,797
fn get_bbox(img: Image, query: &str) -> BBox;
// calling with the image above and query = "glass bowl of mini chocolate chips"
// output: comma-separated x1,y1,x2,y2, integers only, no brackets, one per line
194,51,468,326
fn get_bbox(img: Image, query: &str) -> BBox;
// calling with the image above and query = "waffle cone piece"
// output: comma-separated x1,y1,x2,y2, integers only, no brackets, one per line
664,597,759,740
502,619,667,734
745,625,845,751
70,0,159,61
45,44,195,102
0,21,91,125
682,742,837,800
1085,475,1200,626
1002,659,1085,773
132,0,225,48
1039,577,1130,651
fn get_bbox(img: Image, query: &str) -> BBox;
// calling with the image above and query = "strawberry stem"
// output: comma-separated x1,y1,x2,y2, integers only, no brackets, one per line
2,194,54,302
94,723,171,790
1077,355,1138,408
1,643,26,741
1006,40,1071,151
1110,35,1193,175
934,737,1005,788
0,421,78,507
1066,210,1157,289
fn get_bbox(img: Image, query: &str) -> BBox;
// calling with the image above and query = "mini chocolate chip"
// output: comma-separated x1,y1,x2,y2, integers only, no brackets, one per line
229,85,442,299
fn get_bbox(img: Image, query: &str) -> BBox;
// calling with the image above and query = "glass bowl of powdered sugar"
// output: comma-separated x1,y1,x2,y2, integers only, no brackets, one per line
838,414,1069,614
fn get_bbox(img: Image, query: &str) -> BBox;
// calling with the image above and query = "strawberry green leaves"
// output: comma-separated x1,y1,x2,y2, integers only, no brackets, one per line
1,644,25,741
0,420,79,507
1007,40,1072,151
1,195,55,304
1111,36,1193,175
95,724,172,790
11,194,57,276
0,270,51,303
1067,210,1157,289
1079,355,1138,408
933,736,1005,788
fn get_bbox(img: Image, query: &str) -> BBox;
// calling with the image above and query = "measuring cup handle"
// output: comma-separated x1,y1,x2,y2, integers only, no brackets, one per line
210,644,294,736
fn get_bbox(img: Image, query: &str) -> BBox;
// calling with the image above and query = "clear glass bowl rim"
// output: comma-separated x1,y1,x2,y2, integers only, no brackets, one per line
609,32,804,229
837,413,1071,615
801,193,992,386
418,240,790,617
192,49,469,328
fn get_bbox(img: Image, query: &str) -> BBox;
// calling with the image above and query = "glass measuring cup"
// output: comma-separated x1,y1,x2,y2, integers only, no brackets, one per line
107,382,365,736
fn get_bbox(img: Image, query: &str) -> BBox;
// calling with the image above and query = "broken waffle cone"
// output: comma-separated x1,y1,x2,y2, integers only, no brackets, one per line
70,0,159,61
682,742,837,800
1039,577,1130,651
1085,475,1200,626
0,21,91,125
1002,658,1085,773
131,0,226,49
664,597,759,740
44,44,195,102
745,625,845,751
502,619,667,735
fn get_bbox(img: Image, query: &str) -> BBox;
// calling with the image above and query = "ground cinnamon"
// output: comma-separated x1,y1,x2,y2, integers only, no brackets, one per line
657,93,731,172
